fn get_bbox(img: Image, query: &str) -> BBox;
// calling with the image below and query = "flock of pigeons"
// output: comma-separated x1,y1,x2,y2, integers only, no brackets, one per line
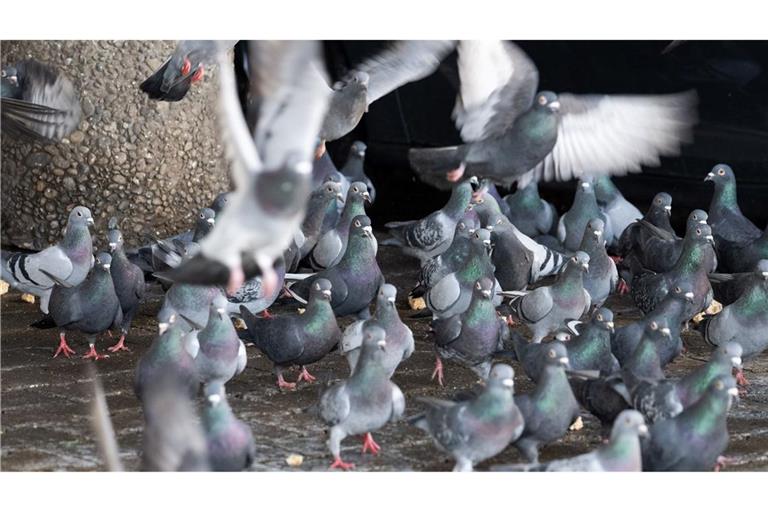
1,40,766,472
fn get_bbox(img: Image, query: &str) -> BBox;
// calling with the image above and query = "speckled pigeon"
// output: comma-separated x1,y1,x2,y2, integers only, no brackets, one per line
593,176,643,251
202,382,256,471
193,297,247,390
106,219,146,353
225,256,285,317
558,178,611,253
2,205,94,314
503,181,558,239
241,278,340,389
319,324,405,470
705,164,761,248
431,277,510,385
410,364,523,472
340,283,414,376
578,218,618,307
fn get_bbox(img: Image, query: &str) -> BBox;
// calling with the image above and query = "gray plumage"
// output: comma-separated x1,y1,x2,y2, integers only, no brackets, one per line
202,382,256,471
578,218,618,307
634,209,710,274
557,178,611,252
593,176,643,251
299,179,345,260
705,164,761,247
310,181,371,270
503,181,558,238
193,297,247,389
340,141,376,203
565,307,620,376
710,259,768,306
106,219,146,352
616,192,675,279
225,256,285,317
157,258,223,334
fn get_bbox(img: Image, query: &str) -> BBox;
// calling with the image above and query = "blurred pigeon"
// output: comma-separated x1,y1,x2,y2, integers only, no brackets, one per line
1,59,81,142
193,298,247,390
241,278,341,389
565,307,619,376
717,223,768,274
340,141,376,203
630,223,715,317
700,266,768,361
340,283,414,376
593,176,643,251
319,41,456,142
409,40,696,188
385,177,479,263
319,324,406,470
162,41,330,298
410,364,523,471
558,178,611,253
431,277,510,385
578,218,618,307
503,182,558,239
45,253,122,360
493,410,647,472
512,341,580,463
311,143,350,202
612,284,694,366
210,192,231,216
140,40,236,101
202,383,256,471
299,179,344,260
705,164,761,247
289,216,383,319
642,376,738,471
469,180,506,226
710,259,768,306
2,205,94,314
502,251,591,343
225,256,285,318
309,181,371,270
106,218,146,352
633,209,710,274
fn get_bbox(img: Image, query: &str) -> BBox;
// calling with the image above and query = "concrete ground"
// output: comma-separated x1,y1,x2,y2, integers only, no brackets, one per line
1,242,767,471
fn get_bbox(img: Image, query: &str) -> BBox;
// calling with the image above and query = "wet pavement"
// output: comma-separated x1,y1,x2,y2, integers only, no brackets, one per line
1,242,767,471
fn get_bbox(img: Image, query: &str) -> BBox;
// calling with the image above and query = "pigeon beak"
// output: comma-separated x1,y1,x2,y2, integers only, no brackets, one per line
207,218,215,226
485,225,494,231
108,242,117,251
322,289,332,299
593,230,602,237
731,356,743,369
481,289,492,299
728,387,739,397
638,424,649,437
581,262,590,271
762,271,768,279
549,100,561,111
606,321,615,332
377,339,387,350
705,172,714,181
387,296,396,305
362,226,373,238
217,307,226,315
502,378,514,388
362,191,371,203
660,327,671,338
158,322,169,335
87,217,95,226
208,394,222,405
102,264,111,270
664,205,672,213
684,292,695,301
580,182,590,189
705,235,714,241
483,239,492,248
336,193,344,201
559,356,570,367
357,150,365,157
699,220,707,224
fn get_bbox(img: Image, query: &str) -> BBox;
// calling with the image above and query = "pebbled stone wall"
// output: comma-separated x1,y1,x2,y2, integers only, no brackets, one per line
1,40,231,250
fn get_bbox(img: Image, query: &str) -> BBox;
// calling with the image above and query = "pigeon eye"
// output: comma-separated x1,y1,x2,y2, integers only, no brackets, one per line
354,220,361,227
547,349,556,358
656,198,661,204
675,286,681,293
538,95,547,105
496,219,502,225
353,187,359,193
314,283,321,290
77,211,82,216
650,321,658,329
327,186,332,192
715,380,724,390
718,168,725,176
696,228,702,235
475,282,481,290
596,314,603,321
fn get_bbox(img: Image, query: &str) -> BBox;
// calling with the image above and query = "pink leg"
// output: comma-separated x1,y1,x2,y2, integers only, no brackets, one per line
734,368,749,387
107,334,130,352
53,333,76,358
297,366,317,383
361,433,381,455
191,65,204,83
714,455,731,472
431,355,445,387
329,457,355,470
616,279,630,295
276,372,296,390
227,266,245,296
610,255,623,265
82,344,109,360
259,309,273,319
506,314,517,327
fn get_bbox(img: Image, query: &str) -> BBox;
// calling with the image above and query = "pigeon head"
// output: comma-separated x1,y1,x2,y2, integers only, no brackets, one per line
611,410,649,439
593,176,619,202
714,342,743,371
157,311,178,335
377,283,397,308
361,322,388,358
350,141,367,157
670,284,696,304
647,320,672,341
753,259,768,278
473,228,493,254
348,181,371,204
1,65,20,95
542,342,570,369
651,192,673,216
210,192,231,215
686,209,708,230
704,164,735,185
689,223,714,245
68,206,95,228
709,375,739,409
467,175,481,192
320,178,344,203
579,176,596,190
584,218,606,246
473,277,495,301
567,251,590,273
309,278,333,302
534,91,560,112
350,215,374,240
211,295,228,317
194,208,216,239
592,307,615,333
254,159,312,217
96,252,112,271
107,225,125,253
487,364,516,392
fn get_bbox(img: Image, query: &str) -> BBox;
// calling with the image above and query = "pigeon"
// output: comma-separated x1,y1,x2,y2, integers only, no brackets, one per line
431,277,510,385
150,208,216,277
311,143,350,201
385,177,479,263
299,179,345,260
487,212,566,291
502,251,591,343
1,58,81,142
202,382,256,471
675,342,744,409
319,40,456,142
45,252,122,360
593,176,643,251
340,141,376,203
612,284,694,366
134,318,200,403
291,216,383,319
502,181,558,239
717,223,768,274
1,205,94,314
425,228,496,320
512,341,581,463
578,218,618,307
710,259,768,306
558,177,611,253
617,191,675,261
492,410,647,472
700,266,768,361
474,179,510,218
210,192,231,216
564,307,619,376
161,41,330,298
105,218,146,353
410,364,524,472
705,164,762,248
224,256,285,318
508,330,553,383
309,181,371,270
469,181,507,226
633,209,710,274
140,40,236,101
319,323,406,470
641,376,738,471
409,40,696,188
630,223,715,317
193,297,247,390
241,278,341,389
340,283,414,376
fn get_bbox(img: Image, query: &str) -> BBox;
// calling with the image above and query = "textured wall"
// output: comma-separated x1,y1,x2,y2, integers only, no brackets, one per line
1,40,231,250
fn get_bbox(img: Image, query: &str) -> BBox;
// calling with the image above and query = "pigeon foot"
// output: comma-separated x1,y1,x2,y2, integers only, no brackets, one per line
616,279,630,295
53,334,76,358
82,345,109,360
329,457,355,470
276,374,297,390
361,433,381,455
107,335,130,353
297,366,317,384
431,356,445,387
